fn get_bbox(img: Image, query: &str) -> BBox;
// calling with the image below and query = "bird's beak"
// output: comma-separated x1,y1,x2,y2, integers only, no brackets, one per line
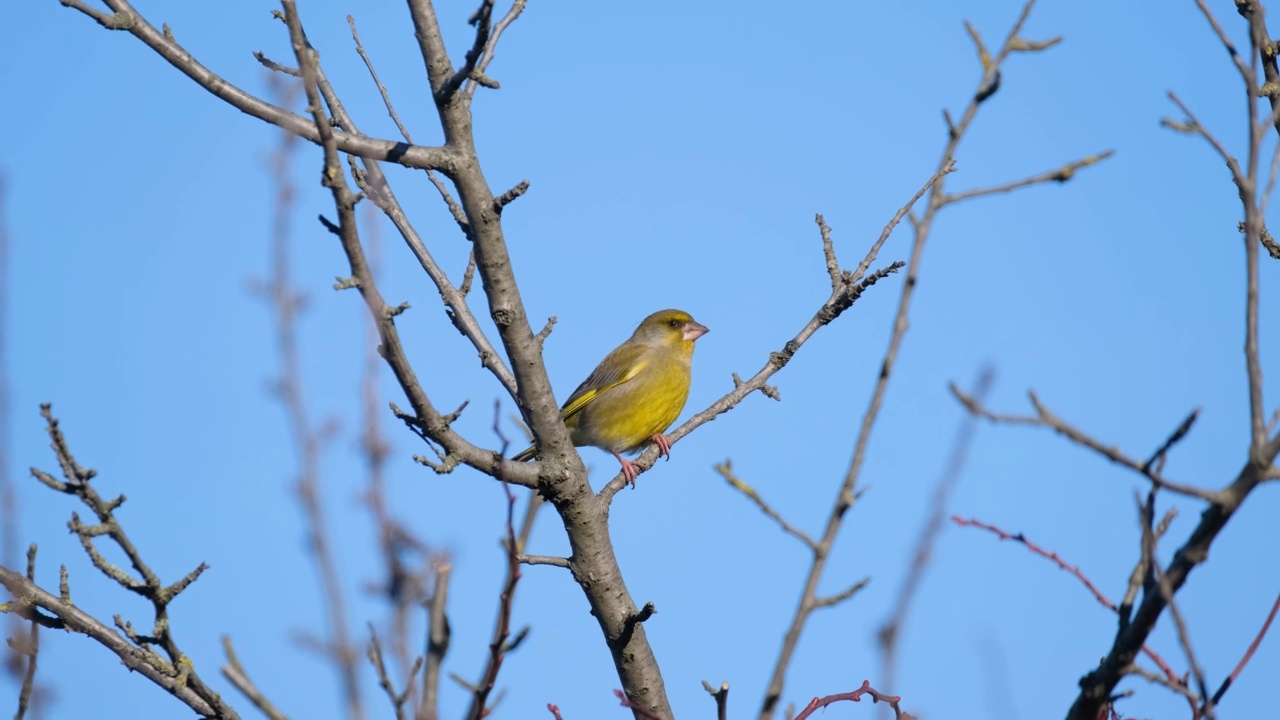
683,320,709,341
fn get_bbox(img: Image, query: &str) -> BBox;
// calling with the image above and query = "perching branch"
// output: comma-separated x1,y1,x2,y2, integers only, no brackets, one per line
757,5,1112,718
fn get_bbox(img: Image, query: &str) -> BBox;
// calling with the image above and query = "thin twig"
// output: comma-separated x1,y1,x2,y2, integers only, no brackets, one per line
465,482,524,720
878,366,993,701
463,0,529,100
1211,587,1280,706
258,59,363,720
221,636,290,720
368,625,422,720
702,681,730,720
517,554,570,569
944,150,1115,204
953,385,1219,502
792,680,910,720
954,516,1181,685
59,0,455,170
1154,567,1211,718
715,462,817,551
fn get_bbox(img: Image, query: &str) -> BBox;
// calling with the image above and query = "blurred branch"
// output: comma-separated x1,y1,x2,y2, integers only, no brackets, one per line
368,626,422,720
258,74,363,720
10,546,40,720
1155,567,1211,718
357,177,436,717
419,559,452,720
877,367,993,707
222,636,291,720
0,177,35,719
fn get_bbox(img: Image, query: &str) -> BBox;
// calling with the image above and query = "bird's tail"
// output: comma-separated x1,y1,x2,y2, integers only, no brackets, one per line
511,444,536,462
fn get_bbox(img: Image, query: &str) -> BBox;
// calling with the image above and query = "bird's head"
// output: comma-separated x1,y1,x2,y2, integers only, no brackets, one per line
632,309,709,353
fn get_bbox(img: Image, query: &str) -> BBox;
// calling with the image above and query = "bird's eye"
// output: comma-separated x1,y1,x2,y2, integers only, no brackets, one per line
668,319,680,328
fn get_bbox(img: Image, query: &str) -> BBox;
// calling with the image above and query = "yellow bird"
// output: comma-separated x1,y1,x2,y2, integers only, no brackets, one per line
512,309,709,485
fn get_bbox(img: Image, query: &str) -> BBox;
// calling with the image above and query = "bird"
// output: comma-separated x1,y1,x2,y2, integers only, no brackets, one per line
512,308,709,486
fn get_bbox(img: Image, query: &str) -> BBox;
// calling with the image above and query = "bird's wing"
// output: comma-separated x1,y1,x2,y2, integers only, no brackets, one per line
559,343,650,423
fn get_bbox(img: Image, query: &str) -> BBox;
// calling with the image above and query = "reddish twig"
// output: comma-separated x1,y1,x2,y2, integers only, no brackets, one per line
546,704,564,720
1211,587,1280,706
953,516,1181,684
466,478,523,719
792,680,911,720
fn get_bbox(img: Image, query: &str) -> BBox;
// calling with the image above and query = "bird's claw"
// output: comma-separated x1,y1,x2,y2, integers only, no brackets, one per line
614,453,640,488
650,433,672,461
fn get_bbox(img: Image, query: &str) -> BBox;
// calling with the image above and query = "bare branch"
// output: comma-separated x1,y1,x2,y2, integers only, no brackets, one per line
879,367,993,697
258,66,364,719
465,483,530,720
953,385,1220,502
368,626,422,720
701,681,729,720
0,564,227,717
221,637,290,720
954,516,1182,685
1155,568,1211,717
943,149,1115,204
715,461,817,551
811,577,871,609
347,15,414,144
518,554,570,569
792,680,911,720
420,560,452,720
756,7,1109,714
58,0,455,170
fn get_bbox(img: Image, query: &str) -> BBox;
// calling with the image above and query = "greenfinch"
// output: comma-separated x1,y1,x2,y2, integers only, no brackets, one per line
513,309,709,485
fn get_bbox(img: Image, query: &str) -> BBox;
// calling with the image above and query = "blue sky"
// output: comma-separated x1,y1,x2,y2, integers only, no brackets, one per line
3,1,1278,719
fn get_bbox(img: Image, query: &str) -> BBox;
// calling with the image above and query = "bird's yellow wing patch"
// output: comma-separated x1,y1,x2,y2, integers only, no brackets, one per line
559,344,650,423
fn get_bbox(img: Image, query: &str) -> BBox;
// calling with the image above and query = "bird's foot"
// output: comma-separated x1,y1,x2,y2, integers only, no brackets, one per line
614,453,639,488
650,433,672,461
